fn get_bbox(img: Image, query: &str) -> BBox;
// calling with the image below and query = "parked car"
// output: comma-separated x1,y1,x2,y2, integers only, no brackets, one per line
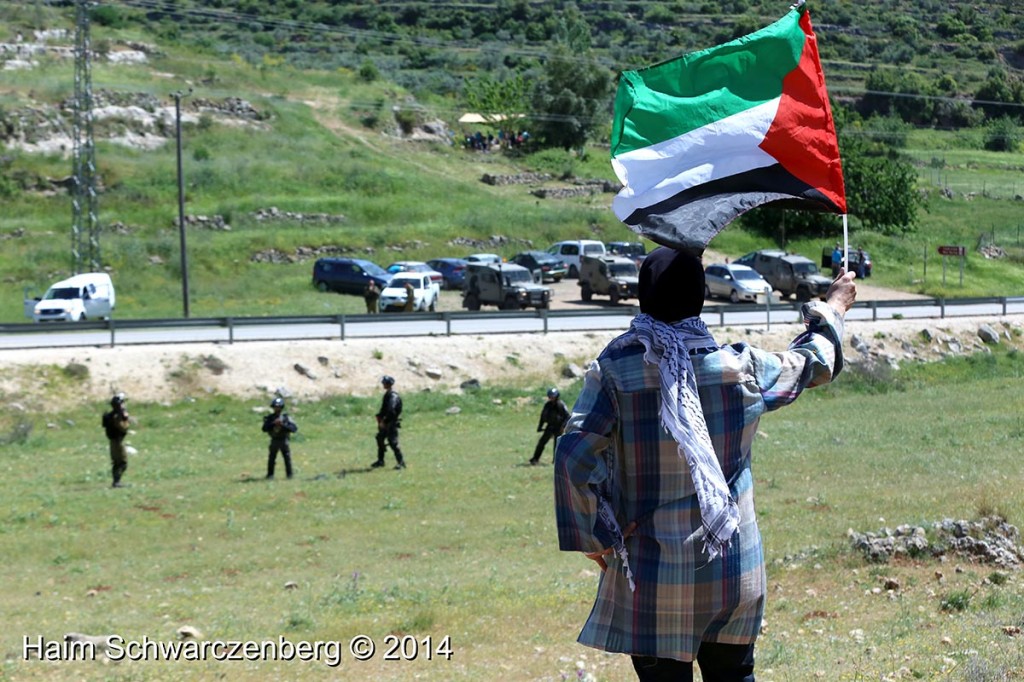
426,257,470,290
703,263,772,303
378,272,440,313
819,245,873,277
606,240,648,266
29,272,115,322
462,262,552,310
546,240,607,279
312,258,391,295
734,249,831,301
509,251,568,283
385,260,444,286
465,253,503,264
579,255,639,304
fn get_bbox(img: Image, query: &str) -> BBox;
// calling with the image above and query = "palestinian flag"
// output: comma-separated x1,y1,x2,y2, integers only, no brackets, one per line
610,5,845,253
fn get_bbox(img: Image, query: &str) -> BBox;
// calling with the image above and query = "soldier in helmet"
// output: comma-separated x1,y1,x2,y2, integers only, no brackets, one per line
262,397,298,479
530,386,569,465
102,392,132,487
372,375,406,470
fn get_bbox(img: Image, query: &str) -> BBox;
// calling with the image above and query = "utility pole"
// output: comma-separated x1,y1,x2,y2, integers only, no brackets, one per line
71,0,100,274
173,88,192,318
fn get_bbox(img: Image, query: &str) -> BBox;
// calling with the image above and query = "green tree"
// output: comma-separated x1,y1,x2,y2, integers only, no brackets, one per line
463,73,529,121
528,9,610,152
841,137,923,234
741,118,923,240
861,69,932,124
983,116,1022,152
973,67,1024,120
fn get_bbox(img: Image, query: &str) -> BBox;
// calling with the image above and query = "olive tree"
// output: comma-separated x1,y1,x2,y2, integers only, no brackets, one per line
527,8,610,152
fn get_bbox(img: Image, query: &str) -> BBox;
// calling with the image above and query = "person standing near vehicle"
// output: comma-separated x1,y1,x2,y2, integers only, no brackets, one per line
402,281,416,313
856,247,867,280
364,279,380,314
102,393,132,488
830,242,842,277
554,247,856,681
372,375,406,470
530,387,569,466
263,397,298,479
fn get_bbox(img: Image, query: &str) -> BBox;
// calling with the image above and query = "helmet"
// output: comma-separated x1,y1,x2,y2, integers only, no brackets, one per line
111,392,126,407
270,397,285,409
381,375,395,387
547,387,559,399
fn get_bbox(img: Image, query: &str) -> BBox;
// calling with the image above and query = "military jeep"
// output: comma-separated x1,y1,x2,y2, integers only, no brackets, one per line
735,249,831,301
462,263,552,311
579,255,639,305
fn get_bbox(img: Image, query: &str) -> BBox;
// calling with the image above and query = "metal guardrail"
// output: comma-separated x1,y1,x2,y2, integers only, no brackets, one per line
2,296,1023,350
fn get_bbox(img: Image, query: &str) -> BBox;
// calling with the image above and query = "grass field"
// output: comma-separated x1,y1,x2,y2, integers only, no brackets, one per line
2,347,1024,681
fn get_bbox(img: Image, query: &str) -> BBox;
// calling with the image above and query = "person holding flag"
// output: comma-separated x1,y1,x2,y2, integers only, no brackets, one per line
555,248,856,680
555,4,855,679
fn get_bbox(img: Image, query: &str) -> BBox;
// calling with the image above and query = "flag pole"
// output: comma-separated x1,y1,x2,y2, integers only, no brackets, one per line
842,214,849,273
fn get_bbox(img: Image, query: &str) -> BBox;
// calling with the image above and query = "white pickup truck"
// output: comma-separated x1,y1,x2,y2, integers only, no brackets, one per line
377,272,440,313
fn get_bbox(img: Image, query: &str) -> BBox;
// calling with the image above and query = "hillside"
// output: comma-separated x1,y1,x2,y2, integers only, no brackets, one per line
1,1,1024,324
33,0,1024,94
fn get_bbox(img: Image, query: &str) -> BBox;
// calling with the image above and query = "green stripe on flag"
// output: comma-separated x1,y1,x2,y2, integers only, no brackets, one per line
611,8,805,157
611,98,780,221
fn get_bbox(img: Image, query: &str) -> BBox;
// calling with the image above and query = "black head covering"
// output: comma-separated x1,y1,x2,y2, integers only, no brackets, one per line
638,247,705,323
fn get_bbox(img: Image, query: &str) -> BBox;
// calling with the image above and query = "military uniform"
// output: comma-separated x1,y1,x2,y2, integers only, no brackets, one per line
364,280,380,314
263,402,298,479
373,378,406,469
531,392,569,465
102,395,131,487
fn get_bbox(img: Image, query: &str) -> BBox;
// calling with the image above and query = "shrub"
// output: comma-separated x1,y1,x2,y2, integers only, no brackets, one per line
984,116,1021,153
62,363,90,381
940,589,972,612
358,59,380,83
90,5,125,28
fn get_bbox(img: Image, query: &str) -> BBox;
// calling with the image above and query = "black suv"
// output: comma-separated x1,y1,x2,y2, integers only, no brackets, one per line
312,258,391,295
735,250,831,301
509,251,568,283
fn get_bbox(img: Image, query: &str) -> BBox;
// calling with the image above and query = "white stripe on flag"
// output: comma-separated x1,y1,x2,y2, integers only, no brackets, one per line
612,98,781,220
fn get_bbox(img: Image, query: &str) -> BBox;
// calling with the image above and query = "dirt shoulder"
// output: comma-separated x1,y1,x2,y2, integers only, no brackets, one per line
3,311,1021,414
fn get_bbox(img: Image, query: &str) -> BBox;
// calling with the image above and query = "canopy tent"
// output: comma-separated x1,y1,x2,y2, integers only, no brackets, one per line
457,113,524,124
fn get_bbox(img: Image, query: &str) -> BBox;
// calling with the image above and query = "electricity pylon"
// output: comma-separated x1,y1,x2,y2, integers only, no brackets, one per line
71,0,101,274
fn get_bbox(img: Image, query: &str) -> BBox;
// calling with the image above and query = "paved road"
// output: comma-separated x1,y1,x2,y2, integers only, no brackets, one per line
3,296,1022,350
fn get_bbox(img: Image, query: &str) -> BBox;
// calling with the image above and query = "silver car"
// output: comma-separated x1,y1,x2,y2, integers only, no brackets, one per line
704,263,772,303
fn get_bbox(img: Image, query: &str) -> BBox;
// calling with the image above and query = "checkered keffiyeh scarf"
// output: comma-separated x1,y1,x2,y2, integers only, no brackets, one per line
625,313,740,561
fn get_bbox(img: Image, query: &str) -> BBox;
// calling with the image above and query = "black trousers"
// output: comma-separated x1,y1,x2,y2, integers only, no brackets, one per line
376,423,404,465
631,642,755,682
531,429,559,462
267,439,293,478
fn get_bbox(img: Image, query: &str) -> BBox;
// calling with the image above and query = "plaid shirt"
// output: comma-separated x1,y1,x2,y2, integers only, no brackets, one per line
554,301,844,662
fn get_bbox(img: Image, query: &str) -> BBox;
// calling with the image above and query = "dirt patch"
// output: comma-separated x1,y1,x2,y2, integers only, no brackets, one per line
2,313,1020,413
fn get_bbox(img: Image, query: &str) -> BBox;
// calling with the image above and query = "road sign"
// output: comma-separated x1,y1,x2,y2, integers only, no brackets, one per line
937,245,966,257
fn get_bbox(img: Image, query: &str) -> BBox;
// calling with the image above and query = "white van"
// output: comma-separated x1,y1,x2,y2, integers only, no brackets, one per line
546,239,607,279
31,273,116,322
